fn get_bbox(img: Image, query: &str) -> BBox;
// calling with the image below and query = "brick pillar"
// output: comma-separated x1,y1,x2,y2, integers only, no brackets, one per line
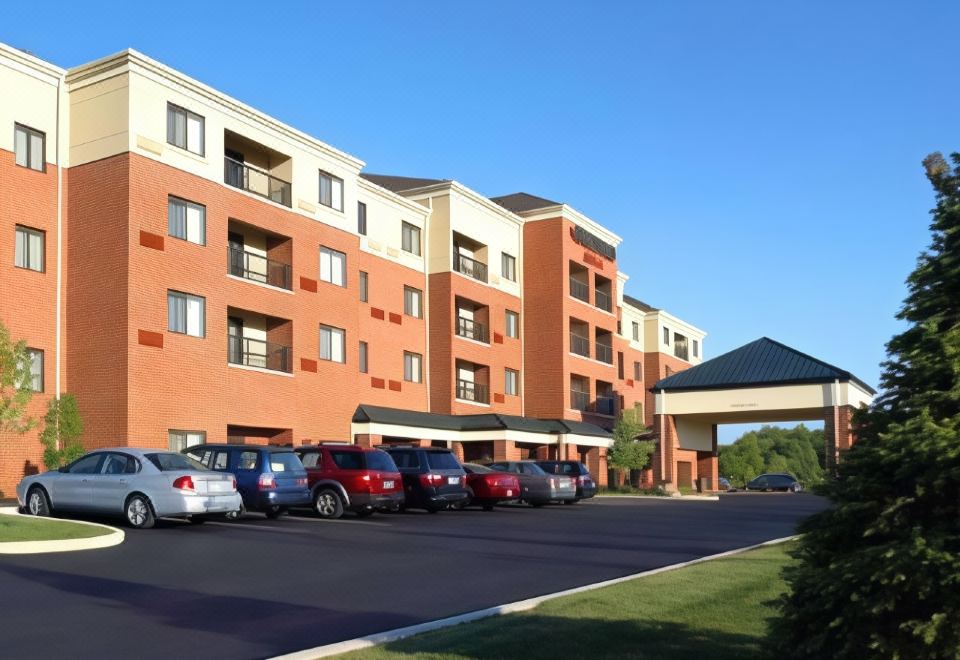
654,413,678,492
494,440,520,461
597,448,608,487
695,424,719,491
825,405,856,473
451,441,465,462
535,445,551,460
353,433,382,448
585,447,603,484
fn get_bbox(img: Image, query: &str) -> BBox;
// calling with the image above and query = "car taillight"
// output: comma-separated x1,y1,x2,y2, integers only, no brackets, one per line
361,474,371,482
173,475,195,492
258,474,276,490
297,477,307,486
232,478,237,490
550,478,558,488
419,473,443,487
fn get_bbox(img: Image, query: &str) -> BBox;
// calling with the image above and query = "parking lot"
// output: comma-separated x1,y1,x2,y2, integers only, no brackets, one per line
0,494,826,659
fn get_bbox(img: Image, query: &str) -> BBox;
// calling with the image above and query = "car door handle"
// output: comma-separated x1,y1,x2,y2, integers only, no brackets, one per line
119,479,127,485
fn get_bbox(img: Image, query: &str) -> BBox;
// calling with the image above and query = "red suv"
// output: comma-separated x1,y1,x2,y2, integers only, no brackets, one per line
295,444,404,519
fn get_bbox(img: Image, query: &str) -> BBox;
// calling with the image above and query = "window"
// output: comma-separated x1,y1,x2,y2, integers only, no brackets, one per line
618,351,624,380
68,454,104,474
238,451,258,470
505,310,519,339
167,430,205,452
14,225,44,272
693,340,699,358
213,451,229,470
663,327,670,345
300,452,320,469
319,247,347,287
404,286,422,318
359,341,368,373
102,453,138,475
391,450,419,469
505,368,519,396
632,321,640,342
501,253,517,282
359,271,368,302
166,103,205,156
14,124,45,171
401,222,421,256
320,325,345,363
634,361,642,380
167,291,205,337
357,201,367,235
167,197,206,245
319,171,344,211
404,351,422,383
26,349,43,392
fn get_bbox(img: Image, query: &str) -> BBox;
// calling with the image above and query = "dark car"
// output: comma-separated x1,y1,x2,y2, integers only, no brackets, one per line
379,445,470,512
535,460,597,501
746,473,803,493
184,444,311,518
462,463,521,510
718,476,732,492
486,460,577,506
295,443,404,518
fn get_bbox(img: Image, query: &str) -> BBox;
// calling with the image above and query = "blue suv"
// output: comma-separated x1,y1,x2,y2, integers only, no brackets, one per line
184,444,311,518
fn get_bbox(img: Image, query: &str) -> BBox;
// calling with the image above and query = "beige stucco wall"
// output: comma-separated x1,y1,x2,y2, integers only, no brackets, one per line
644,310,706,365
357,179,428,272
675,418,714,451
656,381,872,418
0,45,67,164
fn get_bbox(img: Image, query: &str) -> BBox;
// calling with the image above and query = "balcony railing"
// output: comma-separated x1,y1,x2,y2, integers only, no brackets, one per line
455,253,488,283
594,396,615,416
571,390,590,411
595,343,613,364
228,246,292,290
570,277,589,302
570,332,590,357
595,289,612,313
457,379,489,404
456,316,489,343
228,335,292,373
224,156,292,207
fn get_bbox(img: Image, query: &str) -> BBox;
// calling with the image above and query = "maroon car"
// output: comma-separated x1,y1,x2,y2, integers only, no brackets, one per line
295,443,405,519
462,463,521,510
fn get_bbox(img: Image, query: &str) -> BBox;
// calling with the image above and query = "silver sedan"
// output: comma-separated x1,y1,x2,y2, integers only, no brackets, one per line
16,448,243,529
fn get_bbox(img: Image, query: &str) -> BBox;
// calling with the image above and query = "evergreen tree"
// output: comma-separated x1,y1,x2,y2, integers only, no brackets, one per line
771,153,960,658
39,393,85,469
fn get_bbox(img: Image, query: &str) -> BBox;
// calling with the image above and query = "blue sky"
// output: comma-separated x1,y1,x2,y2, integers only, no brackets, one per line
4,2,954,442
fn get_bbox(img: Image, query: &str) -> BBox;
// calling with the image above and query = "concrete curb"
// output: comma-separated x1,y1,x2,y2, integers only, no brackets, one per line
0,506,125,554
271,535,800,659
597,494,720,501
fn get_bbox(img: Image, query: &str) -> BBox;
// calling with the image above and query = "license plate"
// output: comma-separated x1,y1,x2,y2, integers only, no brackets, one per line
383,480,394,489
447,477,459,485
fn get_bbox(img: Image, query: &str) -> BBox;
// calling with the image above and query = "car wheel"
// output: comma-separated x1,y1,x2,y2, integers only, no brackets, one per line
313,489,344,519
125,494,156,529
26,487,51,517
265,506,286,519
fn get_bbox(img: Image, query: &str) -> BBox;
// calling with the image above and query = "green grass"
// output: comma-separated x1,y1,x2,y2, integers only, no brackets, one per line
340,542,794,660
0,515,111,542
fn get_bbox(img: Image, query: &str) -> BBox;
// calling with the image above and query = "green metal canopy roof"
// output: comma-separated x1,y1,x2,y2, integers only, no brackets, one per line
652,337,876,394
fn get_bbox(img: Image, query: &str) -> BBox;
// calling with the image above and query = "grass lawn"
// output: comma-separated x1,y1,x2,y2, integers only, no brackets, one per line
0,514,111,542
340,542,794,660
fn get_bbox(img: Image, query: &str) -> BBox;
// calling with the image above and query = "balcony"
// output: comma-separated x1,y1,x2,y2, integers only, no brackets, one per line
595,343,613,364
594,396,615,416
594,289,612,313
224,157,291,207
223,130,293,208
569,277,589,303
455,253,488,283
228,335,292,373
571,390,590,411
228,246,292,290
570,332,590,358
595,274,613,313
457,316,489,343
457,379,489,404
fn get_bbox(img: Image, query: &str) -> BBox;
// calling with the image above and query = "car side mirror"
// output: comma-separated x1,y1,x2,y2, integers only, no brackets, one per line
58,466,69,473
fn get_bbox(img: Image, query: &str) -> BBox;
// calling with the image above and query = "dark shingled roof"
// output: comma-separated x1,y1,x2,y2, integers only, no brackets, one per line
352,405,612,438
490,192,561,214
653,337,876,394
622,294,659,312
361,173,448,193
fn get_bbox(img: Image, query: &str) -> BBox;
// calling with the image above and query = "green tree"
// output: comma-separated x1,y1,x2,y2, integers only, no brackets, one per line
719,425,825,487
718,435,765,487
607,409,654,479
771,153,960,658
39,393,85,469
0,320,37,434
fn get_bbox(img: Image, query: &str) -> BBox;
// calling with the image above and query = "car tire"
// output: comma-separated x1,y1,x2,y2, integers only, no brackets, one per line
265,506,286,519
26,487,51,517
313,489,344,519
125,494,156,529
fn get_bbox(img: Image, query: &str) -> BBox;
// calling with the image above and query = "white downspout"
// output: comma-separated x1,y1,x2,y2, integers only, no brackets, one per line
55,72,64,400
423,197,432,413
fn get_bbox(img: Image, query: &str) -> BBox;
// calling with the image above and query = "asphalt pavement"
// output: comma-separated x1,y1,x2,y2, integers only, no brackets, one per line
0,494,827,659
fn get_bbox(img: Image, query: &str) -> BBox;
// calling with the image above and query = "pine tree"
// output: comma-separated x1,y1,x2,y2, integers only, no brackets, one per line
771,153,960,658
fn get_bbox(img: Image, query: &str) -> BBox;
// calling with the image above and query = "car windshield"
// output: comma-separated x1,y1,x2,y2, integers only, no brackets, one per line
464,463,493,474
426,451,460,470
146,453,206,471
269,452,304,472
365,450,397,472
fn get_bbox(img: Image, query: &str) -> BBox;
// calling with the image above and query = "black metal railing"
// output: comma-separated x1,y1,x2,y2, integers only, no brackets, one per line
228,335,292,373
456,379,489,404
455,253,488,283
569,277,589,302
570,390,590,411
456,316,489,343
570,332,590,357
594,396,615,416
595,289,612,313
595,343,614,364
224,156,292,207
228,246,292,290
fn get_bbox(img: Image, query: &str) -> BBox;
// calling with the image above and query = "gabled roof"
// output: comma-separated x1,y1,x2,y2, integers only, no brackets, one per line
353,405,612,438
622,294,659,313
653,337,876,394
360,173,449,193
490,192,561,214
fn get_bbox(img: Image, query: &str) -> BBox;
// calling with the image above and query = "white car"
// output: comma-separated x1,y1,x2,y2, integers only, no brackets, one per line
16,448,243,529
